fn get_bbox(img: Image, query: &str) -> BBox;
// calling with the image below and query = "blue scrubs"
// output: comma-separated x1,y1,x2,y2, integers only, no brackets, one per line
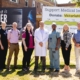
48,30,60,70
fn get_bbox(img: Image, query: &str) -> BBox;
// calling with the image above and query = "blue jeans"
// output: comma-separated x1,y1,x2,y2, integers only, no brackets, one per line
49,49,60,70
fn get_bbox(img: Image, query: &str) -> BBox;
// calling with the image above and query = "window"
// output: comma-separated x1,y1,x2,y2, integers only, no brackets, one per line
41,3,43,8
51,0,54,2
10,0,19,3
32,0,35,7
25,0,28,7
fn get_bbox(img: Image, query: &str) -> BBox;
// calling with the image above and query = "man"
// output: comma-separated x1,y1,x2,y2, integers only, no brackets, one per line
48,22,61,73
6,22,20,71
73,22,80,75
34,21,49,72
0,22,8,70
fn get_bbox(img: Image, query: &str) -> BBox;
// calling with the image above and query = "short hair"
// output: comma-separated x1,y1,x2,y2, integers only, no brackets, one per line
52,22,56,26
13,22,17,25
1,21,6,24
39,21,44,24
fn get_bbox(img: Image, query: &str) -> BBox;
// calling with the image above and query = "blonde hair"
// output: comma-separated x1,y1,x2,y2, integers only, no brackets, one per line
13,22,17,26
61,23,69,36
1,21,6,24
63,23,69,32
26,23,32,27
26,23,33,31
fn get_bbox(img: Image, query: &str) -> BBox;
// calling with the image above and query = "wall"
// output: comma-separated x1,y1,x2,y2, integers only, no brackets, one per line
1,0,25,8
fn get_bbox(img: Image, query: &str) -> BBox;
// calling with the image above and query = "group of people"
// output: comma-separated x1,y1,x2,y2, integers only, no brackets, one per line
0,21,80,75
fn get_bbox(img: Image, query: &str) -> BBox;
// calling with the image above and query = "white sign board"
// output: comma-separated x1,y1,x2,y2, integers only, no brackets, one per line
42,7,80,33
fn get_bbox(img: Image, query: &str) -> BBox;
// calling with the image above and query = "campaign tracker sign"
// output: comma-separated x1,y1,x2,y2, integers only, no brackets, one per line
42,7,80,33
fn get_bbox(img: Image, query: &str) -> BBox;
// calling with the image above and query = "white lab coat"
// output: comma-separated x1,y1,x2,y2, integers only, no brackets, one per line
34,28,49,56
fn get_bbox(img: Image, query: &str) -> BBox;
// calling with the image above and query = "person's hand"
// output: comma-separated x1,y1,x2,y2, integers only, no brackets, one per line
55,47,59,50
41,42,43,47
47,46,49,49
39,42,43,47
24,46,28,51
1,45,4,50
75,43,80,47
65,48,68,50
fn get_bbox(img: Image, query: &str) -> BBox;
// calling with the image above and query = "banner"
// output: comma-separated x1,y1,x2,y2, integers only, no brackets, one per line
0,8,36,29
23,8,36,29
42,7,80,33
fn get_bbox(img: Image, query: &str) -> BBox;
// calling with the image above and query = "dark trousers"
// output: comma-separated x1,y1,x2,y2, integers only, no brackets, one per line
22,47,34,68
0,47,8,69
61,40,71,66
34,56,46,70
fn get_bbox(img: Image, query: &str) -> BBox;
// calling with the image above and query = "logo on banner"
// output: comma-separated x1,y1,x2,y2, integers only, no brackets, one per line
0,10,7,23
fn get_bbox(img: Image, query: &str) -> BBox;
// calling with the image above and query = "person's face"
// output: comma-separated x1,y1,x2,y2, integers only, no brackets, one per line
27,24,31,31
13,23,17,29
63,25,69,31
1,22,6,29
77,23,80,30
52,25,56,30
40,22,44,28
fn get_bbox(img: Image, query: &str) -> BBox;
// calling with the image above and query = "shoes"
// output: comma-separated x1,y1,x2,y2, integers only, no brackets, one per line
62,70,69,74
53,70,59,76
54,70,59,72
34,67,38,72
42,68,45,72
49,68,54,71
75,70,80,75
6,68,10,71
22,68,27,72
26,67,29,71
22,66,30,72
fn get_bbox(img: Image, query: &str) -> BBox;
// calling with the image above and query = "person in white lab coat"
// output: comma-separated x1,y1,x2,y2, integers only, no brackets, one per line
34,21,49,72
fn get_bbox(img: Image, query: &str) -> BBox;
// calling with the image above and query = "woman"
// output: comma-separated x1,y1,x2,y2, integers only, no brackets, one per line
0,22,8,70
22,23,34,72
61,24,72,72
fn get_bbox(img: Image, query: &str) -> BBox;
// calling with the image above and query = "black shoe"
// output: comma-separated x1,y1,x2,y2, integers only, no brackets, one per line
25,66,29,71
42,68,45,72
54,70,59,72
42,69,45,73
6,68,10,72
34,67,38,72
49,68,54,71
27,67,29,71
22,68,27,72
